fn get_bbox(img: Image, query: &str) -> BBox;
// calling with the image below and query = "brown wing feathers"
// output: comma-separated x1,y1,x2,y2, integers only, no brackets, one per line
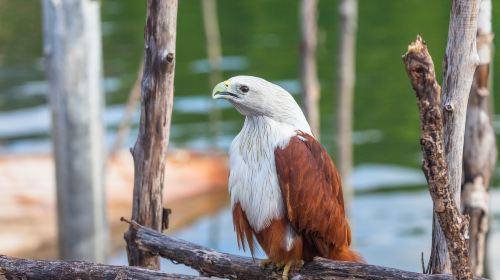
275,132,362,262
232,202,255,256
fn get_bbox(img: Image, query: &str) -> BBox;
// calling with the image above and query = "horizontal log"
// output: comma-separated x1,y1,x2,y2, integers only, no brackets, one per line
0,255,207,280
127,219,486,280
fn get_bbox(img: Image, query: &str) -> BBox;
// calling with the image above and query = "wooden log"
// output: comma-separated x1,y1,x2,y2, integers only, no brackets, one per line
124,0,178,269
462,0,496,276
429,0,481,275
0,255,207,280
126,219,486,280
336,0,358,210
299,0,321,137
41,0,108,262
403,36,472,279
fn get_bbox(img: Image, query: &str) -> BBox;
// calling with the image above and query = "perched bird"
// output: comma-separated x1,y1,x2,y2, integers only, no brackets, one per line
212,76,362,279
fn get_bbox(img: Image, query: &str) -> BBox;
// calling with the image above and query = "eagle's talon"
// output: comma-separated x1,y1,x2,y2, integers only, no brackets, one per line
260,259,273,268
281,260,304,280
273,261,285,271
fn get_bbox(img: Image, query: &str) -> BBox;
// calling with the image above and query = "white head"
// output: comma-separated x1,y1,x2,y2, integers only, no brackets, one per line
212,75,311,133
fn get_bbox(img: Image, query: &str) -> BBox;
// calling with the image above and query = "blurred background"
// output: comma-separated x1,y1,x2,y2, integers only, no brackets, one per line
0,0,499,278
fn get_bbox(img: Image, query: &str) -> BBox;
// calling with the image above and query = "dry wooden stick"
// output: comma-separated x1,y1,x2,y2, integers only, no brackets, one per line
462,0,496,276
403,36,472,280
124,0,178,269
124,219,485,280
0,255,207,280
299,0,321,137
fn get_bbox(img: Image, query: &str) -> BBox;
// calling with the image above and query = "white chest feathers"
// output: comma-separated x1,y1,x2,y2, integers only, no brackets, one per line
229,116,297,232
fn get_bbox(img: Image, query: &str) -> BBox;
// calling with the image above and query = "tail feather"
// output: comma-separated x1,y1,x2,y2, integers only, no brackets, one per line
331,246,364,263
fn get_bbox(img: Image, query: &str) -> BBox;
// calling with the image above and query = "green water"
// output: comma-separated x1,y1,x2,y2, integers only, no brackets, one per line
0,0,499,170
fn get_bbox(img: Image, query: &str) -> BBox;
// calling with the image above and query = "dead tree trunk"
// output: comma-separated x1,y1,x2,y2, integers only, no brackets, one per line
201,0,223,145
42,0,108,262
462,0,496,276
299,0,321,137
124,0,178,269
403,36,472,280
336,0,357,209
428,0,481,274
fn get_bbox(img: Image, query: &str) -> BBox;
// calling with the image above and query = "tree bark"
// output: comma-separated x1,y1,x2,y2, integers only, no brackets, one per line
299,0,321,137
429,0,481,274
42,0,108,262
124,0,178,269
403,36,472,280
336,0,357,210
462,0,496,276
0,255,206,280
124,219,486,280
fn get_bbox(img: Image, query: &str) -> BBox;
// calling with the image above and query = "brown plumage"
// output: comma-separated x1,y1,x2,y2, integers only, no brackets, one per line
233,132,362,264
213,76,362,275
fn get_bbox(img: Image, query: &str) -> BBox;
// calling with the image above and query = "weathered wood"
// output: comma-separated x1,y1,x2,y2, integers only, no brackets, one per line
41,0,108,262
0,255,207,280
299,0,321,137
462,0,496,276
124,0,178,269
126,220,486,280
430,0,481,275
403,36,472,280
336,0,358,209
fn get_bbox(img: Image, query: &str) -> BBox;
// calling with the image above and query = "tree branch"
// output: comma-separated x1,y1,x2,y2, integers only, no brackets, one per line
0,255,207,280
124,219,484,280
403,36,472,280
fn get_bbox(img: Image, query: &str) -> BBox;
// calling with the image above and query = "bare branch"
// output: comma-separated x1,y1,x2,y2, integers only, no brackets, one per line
0,255,207,280
403,36,472,280
125,219,485,280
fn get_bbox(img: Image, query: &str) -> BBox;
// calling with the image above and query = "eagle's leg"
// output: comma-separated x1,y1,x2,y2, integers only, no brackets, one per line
260,259,286,270
259,259,273,268
281,260,304,280
273,261,285,270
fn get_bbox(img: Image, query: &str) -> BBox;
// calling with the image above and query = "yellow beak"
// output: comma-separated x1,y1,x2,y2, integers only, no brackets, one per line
212,81,231,99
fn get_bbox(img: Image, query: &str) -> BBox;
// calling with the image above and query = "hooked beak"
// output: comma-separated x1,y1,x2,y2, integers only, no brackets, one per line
212,81,238,100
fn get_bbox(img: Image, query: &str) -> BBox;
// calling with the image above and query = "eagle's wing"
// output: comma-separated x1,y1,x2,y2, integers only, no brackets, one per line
274,132,353,259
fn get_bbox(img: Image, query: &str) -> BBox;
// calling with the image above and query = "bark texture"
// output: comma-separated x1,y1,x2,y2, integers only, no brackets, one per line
462,0,496,276
0,255,206,280
336,0,358,207
124,220,486,280
403,36,472,280
300,0,321,137
124,0,178,269
42,0,108,262
430,0,481,274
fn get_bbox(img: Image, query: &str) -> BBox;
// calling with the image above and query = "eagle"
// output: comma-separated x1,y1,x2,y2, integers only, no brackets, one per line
212,76,362,279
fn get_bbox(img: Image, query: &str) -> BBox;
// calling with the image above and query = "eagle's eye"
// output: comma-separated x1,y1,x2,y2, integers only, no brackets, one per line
239,85,249,93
